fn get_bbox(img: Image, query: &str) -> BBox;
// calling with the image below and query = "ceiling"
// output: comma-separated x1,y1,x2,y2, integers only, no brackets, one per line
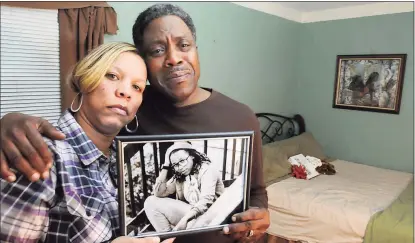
277,2,376,12
232,1,413,23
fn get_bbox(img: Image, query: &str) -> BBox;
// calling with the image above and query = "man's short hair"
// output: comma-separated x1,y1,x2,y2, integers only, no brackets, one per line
132,3,197,52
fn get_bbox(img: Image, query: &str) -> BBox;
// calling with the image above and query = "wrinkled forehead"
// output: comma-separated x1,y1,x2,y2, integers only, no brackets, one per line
143,15,194,45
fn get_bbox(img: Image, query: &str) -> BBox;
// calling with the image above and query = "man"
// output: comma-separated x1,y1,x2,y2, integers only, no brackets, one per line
0,4,270,243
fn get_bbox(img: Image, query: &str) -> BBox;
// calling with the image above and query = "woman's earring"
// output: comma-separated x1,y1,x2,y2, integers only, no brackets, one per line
125,115,139,133
70,93,83,112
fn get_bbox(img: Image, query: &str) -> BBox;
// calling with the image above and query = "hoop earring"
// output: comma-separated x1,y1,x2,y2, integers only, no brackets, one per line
70,93,83,112
125,115,139,133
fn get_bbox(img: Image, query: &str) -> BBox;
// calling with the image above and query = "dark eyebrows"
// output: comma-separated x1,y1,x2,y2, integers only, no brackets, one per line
174,34,193,43
147,39,165,46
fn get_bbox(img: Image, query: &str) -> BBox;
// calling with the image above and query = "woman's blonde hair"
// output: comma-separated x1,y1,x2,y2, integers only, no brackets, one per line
70,42,139,94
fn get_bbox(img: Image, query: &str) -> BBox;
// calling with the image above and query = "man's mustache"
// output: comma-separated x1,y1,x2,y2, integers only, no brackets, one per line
167,66,191,75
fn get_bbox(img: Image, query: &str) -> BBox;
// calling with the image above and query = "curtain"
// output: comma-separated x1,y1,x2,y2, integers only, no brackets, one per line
59,6,118,111
1,2,118,111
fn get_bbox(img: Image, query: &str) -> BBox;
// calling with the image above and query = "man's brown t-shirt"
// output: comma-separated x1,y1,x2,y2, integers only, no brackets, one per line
129,86,268,242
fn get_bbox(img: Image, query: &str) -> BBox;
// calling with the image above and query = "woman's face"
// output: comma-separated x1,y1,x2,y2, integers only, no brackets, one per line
80,52,147,135
170,150,194,176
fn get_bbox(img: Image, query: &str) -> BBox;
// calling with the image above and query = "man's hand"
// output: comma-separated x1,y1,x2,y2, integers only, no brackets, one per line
162,157,171,168
0,112,65,183
112,236,175,243
172,217,189,231
223,207,270,243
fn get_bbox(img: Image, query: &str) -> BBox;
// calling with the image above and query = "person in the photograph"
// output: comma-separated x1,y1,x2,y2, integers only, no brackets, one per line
144,142,225,232
0,42,173,243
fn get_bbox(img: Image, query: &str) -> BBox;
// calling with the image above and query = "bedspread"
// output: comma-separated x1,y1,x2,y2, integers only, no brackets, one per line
266,160,413,243
363,178,414,243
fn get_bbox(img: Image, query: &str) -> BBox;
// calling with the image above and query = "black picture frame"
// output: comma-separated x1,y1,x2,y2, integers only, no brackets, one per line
332,54,407,114
115,131,254,239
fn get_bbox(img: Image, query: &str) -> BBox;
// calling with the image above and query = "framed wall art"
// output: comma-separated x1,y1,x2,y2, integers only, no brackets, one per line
115,131,254,240
332,54,407,114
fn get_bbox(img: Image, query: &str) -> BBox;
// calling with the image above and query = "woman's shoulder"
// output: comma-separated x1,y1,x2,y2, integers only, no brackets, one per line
42,136,68,162
41,125,77,163
45,112,83,158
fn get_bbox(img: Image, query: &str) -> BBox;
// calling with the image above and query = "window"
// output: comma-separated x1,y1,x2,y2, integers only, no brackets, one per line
0,5,61,123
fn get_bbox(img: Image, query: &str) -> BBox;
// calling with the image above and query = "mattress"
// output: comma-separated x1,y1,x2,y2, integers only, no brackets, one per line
266,160,413,243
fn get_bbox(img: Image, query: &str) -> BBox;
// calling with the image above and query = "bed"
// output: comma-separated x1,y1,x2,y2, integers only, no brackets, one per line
256,113,414,243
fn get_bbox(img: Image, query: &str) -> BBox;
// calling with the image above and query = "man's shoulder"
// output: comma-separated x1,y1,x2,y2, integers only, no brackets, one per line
209,89,257,119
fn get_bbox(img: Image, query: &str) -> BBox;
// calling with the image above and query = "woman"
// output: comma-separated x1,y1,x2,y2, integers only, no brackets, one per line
0,42,173,243
144,142,225,232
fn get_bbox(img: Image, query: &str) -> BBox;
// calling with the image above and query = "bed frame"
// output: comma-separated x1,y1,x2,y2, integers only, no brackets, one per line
255,113,306,243
256,113,306,145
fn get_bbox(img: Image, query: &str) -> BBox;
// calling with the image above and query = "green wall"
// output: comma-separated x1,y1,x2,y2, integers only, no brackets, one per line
105,2,301,115
105,2,413,173
295,12,414,172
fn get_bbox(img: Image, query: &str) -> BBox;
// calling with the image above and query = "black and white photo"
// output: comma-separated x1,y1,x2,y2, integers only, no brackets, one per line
115,132,253,238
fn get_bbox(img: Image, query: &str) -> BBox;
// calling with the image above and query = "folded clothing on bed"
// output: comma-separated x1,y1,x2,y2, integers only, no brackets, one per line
262,132,331,186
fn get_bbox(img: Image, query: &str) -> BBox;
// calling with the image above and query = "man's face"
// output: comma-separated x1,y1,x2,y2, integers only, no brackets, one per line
141,15,200,102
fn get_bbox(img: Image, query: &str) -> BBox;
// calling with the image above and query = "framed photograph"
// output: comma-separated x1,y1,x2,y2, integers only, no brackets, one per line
332,54,407,114
115,131,254,239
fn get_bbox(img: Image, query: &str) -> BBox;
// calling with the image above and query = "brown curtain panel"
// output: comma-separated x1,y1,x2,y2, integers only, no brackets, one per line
59,6,118,111
2,2,118,111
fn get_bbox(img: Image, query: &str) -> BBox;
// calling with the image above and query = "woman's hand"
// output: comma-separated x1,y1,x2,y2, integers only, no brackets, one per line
0,112,66,182
112,236,175,243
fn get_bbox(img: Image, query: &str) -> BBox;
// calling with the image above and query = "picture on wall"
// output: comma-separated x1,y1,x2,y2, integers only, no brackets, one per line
115,131,253,239
332,54,407,114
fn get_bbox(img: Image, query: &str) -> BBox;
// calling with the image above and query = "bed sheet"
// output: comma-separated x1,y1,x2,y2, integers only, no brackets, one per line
266,160,413,243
